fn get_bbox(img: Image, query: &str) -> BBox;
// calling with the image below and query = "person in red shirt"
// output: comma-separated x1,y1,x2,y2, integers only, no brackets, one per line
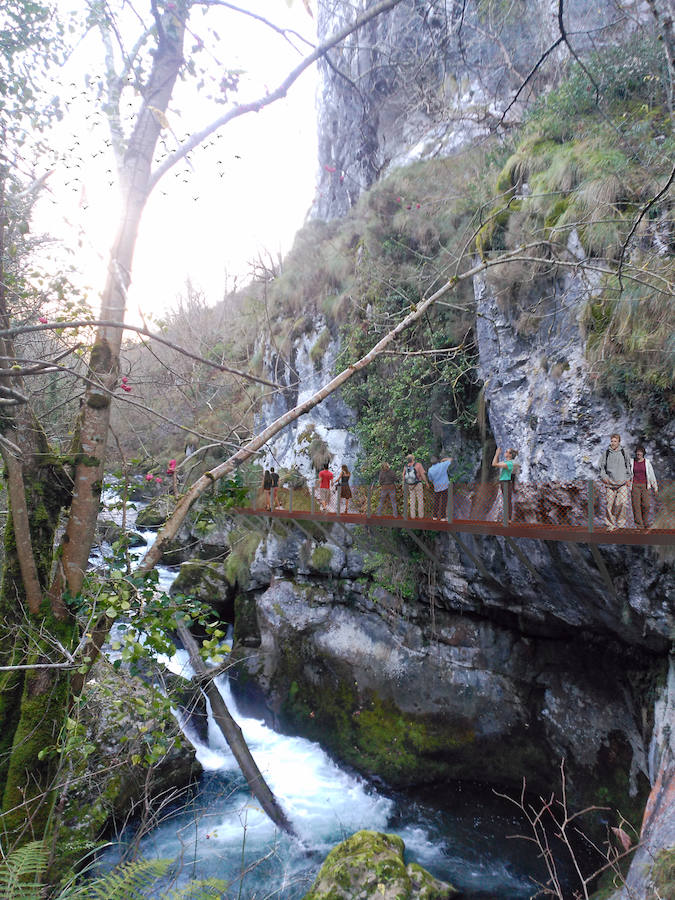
630,445,658,529
317,465,334,511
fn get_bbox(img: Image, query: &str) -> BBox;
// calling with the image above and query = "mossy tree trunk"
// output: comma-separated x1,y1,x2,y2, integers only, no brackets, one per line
0,3,188,850
0,402,73,841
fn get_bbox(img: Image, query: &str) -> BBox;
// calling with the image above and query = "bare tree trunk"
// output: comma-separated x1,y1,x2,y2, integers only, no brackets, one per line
177,625,296,838
49,8,187,609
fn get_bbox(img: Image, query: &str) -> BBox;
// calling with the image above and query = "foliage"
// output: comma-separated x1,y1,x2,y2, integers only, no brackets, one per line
225,524,263,588
651,848,675,897
71,537,230,672
0,840,47,899
526,36,670,141
0,0,66,138
0,846,228,900
475,34,674,422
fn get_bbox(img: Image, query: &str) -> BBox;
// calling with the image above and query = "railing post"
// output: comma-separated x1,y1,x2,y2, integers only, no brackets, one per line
289,485,293,513
311,481,315,514
367,484,372,517
403,483,408,520
502,483,509,527
447,483,454,523
587,480,594,532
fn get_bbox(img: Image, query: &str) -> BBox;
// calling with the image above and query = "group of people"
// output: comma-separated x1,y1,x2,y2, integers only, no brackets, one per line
259,433,659,530
599,433,659,531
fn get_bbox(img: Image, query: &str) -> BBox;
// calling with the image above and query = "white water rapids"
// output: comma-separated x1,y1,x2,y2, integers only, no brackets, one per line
93,488,547,898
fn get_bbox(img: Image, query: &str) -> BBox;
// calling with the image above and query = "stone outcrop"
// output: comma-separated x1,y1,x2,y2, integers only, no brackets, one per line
62,660,201,866
313,0,637,220
474,267,674,484
257,317,360,478
228,518,671,836
303,830,458,900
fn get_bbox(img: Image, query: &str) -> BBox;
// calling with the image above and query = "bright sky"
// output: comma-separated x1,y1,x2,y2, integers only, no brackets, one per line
35,0,319,325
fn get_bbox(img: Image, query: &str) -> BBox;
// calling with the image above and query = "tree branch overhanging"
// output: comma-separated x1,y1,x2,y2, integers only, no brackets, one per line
148,0,405,189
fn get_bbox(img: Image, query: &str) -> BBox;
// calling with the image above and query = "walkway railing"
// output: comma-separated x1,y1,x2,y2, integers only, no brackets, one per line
236,478,674,545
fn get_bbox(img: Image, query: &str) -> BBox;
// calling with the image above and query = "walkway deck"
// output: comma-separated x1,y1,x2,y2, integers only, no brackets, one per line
234,506,675,547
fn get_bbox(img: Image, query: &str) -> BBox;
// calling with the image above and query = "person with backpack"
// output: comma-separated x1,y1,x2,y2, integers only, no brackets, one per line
262,469,273,510
491,446,518,522
427,454,454,521
269,466,280,509
376,462,398,516
402,454,428,518
630,444,658,530
598,433,632,530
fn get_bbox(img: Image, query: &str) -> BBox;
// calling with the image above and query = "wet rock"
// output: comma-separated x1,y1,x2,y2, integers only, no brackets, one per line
135,495,176,529
96,519,147,548
303,830,458,900
61,660,201,864
170,559,235,622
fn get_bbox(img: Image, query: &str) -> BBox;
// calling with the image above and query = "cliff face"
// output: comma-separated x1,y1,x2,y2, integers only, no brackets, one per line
475,265,675,484
226,2,674,893
312,0,644,220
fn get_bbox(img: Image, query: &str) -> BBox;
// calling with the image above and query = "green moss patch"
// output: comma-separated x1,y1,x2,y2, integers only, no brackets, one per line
303,830,457,900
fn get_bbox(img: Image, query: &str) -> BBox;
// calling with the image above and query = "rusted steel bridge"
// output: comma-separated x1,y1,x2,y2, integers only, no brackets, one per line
235,480,675,547
232,480,673,597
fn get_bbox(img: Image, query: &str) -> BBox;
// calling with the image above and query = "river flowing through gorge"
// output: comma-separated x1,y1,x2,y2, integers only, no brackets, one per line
91,490,574,899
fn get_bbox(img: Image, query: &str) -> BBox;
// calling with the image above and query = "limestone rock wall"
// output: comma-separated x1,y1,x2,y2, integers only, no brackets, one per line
256,316,360,478
228,518,671,829
474,265,675,483
313,0,642,220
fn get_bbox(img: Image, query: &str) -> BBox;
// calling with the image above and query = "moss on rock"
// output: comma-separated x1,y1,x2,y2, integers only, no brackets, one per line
651,848,675,897
135,495,175,528
303,830,457,900
311,545,334,573
170,558,234,620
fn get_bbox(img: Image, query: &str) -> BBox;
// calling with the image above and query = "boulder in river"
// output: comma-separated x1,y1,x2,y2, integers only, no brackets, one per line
135,494,176,528
303,830,458,900
170,558,235,621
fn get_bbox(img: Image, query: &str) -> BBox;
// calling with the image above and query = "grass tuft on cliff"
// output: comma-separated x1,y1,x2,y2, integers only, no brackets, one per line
477,34,674,426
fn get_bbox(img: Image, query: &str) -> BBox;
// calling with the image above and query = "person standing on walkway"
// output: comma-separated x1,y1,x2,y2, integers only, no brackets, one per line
630,445,658,530
262,469,272,510
598,433,632,530
337,464,352,514
491,447,518,521
377,462,398,516
269,467,280,509
428,455,454,521
317,464,334,511
402,454,428,518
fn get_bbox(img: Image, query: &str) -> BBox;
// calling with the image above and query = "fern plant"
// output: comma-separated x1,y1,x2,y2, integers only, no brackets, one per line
0,841,48,900
0,845,228,900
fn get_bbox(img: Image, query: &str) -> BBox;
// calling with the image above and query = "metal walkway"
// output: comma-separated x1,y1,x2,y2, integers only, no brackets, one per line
233,505,674,546
234,480,675,547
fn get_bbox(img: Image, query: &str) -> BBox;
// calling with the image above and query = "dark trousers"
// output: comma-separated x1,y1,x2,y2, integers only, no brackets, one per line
377,486,397,516
432,489,448,519
631,483,650,527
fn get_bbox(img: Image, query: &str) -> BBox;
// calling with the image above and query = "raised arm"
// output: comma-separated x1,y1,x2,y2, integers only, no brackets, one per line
492,447,507,469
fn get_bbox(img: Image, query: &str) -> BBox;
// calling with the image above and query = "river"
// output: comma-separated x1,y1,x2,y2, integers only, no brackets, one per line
94,490,559,899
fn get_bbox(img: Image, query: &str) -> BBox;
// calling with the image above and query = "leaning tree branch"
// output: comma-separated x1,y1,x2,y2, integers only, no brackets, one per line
617,163,675,289
200,0,314,52
148,0,405,190
177,624,296,837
